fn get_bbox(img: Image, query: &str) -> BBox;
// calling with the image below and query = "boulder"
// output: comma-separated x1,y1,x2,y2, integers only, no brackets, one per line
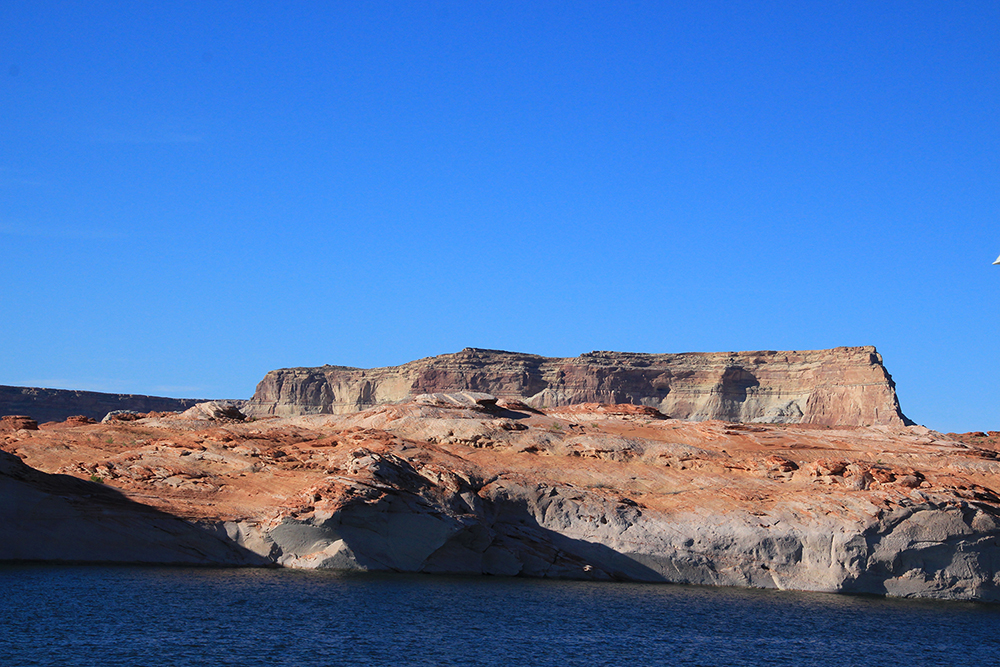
0,415,38,431
64,415,98,426
414,392,498,411
102,410,143,423
178,401,248,422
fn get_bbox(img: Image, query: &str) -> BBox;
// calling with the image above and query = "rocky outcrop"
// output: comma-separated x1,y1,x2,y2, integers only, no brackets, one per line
228,465,1000,600
0,385,213,424
205,407,1000,600
7,392,995,600
0,415,38,431
246,346,910,426
0,450,266,565
177,401,248,422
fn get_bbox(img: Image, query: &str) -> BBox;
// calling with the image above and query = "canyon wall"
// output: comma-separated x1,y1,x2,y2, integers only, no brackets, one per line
246,346,911,426
0,385,210,424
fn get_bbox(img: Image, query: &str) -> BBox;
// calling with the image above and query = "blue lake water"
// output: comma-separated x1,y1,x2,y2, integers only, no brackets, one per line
2,565,1000,666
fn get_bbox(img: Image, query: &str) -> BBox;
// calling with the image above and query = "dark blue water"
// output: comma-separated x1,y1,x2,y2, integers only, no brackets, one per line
2,566,999,666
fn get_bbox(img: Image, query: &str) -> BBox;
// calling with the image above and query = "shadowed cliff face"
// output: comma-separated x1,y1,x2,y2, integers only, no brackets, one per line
0,450,267,565
0,385,210,424
245,347,910,427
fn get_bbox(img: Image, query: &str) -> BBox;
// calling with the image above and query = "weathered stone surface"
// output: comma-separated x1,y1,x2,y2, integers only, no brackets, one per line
214,408,1000,600
178,401,248,422
3,396,998,600
0,415,38,431
413,392,499,411
64,415,98,426
102,410,143,423
245,346,910,427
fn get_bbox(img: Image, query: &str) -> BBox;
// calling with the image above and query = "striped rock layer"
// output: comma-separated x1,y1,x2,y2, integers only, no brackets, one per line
246,346,910,427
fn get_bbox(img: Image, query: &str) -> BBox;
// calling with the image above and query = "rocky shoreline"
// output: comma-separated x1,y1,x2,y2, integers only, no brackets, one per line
3,393,999,601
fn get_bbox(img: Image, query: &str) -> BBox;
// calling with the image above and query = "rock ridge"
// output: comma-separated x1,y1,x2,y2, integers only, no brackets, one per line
0,385,219,424
246,346,910,427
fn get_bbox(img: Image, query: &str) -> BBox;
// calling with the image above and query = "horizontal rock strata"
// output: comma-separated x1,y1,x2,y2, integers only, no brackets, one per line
246,346,910,426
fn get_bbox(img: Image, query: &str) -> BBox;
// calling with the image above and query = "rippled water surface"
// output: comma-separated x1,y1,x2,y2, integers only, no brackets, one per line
3,565,1000,666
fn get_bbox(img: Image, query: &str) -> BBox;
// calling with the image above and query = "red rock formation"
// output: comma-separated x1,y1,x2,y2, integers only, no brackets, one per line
0,449,266,565
63,415,98,426
3,397,997,600
0,415,38,431
245,346,911,427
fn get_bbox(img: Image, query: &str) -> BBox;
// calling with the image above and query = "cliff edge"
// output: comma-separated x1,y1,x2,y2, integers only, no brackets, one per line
245,346,910,427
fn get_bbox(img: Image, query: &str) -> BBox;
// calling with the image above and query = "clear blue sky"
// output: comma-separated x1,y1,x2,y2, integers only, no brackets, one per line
1,2,997,432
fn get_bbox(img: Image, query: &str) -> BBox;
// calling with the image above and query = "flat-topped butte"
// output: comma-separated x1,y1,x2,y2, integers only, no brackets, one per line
246,346,910,427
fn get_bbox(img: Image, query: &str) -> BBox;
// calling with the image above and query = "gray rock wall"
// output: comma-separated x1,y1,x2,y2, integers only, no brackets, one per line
5,437,997,600
221,452,1000,601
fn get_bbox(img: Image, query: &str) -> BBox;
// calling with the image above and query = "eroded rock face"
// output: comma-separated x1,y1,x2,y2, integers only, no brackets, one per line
4,397,998,600
222,454,1000,600
245,346,910,426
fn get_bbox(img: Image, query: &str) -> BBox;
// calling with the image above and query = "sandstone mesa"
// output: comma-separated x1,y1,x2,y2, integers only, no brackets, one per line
3,346,1000,602
245,346,911,427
